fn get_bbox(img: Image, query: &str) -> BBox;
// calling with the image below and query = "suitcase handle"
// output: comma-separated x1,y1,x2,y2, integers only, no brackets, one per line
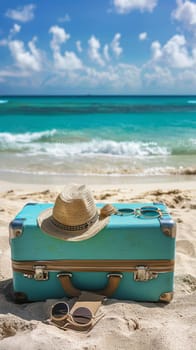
57,272,123,298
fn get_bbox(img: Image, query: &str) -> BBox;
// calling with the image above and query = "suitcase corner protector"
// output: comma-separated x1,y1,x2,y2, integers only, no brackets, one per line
9,218,26,239
159,291,174,303
13,291,29,303
159,218,176,238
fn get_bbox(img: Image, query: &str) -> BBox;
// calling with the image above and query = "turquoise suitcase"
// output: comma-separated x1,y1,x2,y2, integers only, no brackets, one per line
9,202,176,302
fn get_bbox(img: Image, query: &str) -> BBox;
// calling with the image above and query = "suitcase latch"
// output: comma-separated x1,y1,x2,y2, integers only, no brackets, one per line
33,265,48,281
134,266,158,281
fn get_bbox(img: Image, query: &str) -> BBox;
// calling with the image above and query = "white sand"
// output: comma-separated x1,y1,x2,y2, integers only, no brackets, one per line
0,178,196,350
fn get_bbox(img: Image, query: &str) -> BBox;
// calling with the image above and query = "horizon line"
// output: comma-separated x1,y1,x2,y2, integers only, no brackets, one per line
1,94,196,97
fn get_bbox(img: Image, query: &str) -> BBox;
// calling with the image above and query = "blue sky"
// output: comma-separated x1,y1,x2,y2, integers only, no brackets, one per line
0,0,196,95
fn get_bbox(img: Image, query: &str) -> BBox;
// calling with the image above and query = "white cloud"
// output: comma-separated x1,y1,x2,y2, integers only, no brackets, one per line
53,51,83,70
0,24,21,46
76,40,82,52
83,67,117,87
139,32,147,41
88,35,105,66
151,34,194,68
44,62,141,93
88,34,122,64
0,67,34,84
58,14,71,23
143,65,174,87
151,41,162,60
177,68,196,86
113,0,158,14
143,61,196,92
9,24,21,40
0,68,30,78
111,33,122,57
103,44,110,61
115,63,141,89
172,0,196,31
11,24,21,34
49,26,70,51
8,37,42,71
5,4,36,23
73,63,141,92
49,26,82,71
142,28,196,92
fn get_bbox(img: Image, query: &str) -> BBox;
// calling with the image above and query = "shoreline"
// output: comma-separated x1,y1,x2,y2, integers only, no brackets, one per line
0,171,195,186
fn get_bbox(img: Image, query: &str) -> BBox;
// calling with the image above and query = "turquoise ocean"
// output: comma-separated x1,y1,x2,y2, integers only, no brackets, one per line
0,95,196,180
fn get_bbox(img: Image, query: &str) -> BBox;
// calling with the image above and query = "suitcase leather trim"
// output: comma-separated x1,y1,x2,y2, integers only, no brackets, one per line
12,259,174,280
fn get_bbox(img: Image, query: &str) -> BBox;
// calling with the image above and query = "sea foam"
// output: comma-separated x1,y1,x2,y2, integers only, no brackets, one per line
0,130,57,145
0,132,170,158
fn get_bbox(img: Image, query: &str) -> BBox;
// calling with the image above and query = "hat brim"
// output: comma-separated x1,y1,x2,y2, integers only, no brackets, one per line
37,208,109,241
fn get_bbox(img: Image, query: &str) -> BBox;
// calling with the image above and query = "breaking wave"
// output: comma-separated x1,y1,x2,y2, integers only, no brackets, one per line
0,130,57,147
1,131,195,158
0,132,169,158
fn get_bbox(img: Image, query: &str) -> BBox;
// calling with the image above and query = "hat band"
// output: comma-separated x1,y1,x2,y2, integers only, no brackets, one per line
51,212,99,232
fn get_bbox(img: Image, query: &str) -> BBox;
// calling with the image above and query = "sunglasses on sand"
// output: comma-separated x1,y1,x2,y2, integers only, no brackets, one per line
51,301,101,330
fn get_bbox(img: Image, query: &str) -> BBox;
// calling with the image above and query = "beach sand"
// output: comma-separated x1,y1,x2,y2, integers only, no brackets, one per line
0,178,196,350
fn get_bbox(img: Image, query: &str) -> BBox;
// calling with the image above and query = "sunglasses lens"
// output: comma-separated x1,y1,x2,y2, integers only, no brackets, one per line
140,206,159,217
72,307,92,325
117,208,134,216
51,302,69,319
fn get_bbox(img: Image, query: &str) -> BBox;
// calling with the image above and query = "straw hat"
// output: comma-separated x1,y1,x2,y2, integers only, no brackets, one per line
37,184,111,241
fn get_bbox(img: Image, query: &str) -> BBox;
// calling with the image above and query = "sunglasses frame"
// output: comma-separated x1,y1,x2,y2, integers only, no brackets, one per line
51,301,70,322
136,206,162,218
115,206,163,218
51,302,93,328
116,208,134,216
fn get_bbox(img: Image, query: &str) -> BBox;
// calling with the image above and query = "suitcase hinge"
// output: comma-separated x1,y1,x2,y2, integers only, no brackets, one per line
134,266,158,281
